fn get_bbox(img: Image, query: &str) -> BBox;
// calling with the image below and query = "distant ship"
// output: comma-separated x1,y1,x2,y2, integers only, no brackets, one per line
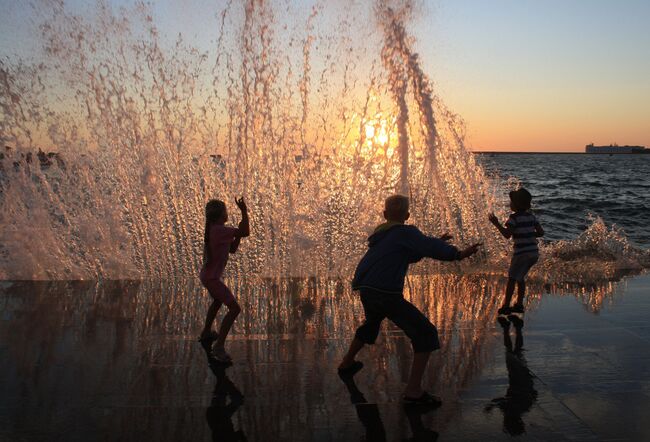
585,143,648,154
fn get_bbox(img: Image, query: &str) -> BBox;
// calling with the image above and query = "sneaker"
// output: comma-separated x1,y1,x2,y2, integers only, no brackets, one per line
213,347,232,362
198,331,219,353
497,306,511,315
510,304,525,314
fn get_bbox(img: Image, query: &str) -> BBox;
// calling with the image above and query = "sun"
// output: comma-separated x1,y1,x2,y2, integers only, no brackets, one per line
376,128,389,145
364,124,375,140
363,117,391,147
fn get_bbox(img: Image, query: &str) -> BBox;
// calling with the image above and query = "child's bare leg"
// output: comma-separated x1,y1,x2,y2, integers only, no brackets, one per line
339,338,365,369
339,298,382,370
501,278,516,308
514,280,526,306
215,301,241,348
404,351,431,397
201,299,222,337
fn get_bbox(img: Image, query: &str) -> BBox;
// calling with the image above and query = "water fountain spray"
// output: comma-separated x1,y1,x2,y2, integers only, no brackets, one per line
0,0,505,280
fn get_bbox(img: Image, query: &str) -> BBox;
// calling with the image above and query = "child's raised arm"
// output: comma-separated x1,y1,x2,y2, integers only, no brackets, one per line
230,197,250,253
230,236,242,253
234,197,250,238
534,221,544,237
488,213,512,239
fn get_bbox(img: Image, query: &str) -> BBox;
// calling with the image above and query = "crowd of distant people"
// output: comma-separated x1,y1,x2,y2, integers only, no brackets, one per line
1,145,66,172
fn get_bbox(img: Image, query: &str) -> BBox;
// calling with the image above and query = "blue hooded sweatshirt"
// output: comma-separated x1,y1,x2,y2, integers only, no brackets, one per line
352,223,460,294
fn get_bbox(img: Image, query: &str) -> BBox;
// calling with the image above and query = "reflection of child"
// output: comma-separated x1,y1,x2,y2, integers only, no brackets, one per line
338,195,480,406
489,188,544,315
199,198,250,362
485,316,538,436
206,357,245,441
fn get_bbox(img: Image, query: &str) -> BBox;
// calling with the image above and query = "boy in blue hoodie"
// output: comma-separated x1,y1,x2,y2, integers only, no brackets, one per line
338,195,480,406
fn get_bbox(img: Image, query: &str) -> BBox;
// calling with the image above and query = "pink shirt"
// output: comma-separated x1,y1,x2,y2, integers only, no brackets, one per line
200,224,238,282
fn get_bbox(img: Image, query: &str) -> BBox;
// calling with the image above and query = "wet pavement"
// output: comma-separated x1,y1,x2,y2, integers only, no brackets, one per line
1,273,649,441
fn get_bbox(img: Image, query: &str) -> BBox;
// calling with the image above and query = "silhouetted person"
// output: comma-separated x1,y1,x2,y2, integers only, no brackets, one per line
205,355,246,441
199,198,250,362
489,188,544,315
485,316,537,436
338,194,480,406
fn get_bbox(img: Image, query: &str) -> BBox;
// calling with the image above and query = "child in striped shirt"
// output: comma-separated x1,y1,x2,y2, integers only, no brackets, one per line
489,188,544,315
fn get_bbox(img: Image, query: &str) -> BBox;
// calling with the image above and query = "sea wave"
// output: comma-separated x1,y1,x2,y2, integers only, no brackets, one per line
535,215,649,284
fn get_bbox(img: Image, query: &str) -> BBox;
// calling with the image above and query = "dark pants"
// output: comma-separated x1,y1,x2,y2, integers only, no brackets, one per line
354,288,440,353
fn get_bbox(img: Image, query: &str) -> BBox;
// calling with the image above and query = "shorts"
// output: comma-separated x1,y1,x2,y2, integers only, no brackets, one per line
508,253,539,282
202,278,236,306
354,288,440,353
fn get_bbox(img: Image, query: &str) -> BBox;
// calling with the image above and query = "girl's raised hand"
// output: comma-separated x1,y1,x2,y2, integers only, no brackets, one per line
235,197,247,212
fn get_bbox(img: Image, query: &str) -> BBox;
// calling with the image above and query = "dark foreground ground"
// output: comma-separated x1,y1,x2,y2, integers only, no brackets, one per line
1,273,649,441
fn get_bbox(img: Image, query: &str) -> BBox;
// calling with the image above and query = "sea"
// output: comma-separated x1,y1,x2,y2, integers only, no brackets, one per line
477,153,650,247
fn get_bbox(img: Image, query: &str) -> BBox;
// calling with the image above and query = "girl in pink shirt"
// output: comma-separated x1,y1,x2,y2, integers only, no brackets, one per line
199,197,250,362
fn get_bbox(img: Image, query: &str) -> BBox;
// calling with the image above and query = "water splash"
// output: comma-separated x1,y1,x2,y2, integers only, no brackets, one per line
0,1,645,281
536,215,650,284
0,1,503,280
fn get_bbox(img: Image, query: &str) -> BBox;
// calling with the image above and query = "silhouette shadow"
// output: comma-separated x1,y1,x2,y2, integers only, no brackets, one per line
204,348,246,441
339,371,438,441
485,316,538,436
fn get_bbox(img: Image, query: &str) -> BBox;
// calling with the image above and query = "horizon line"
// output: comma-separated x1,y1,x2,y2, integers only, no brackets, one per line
471,150,585,154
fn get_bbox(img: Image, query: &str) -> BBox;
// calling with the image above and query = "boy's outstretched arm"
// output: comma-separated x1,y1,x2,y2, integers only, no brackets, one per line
405,227,481,261
534,222,544,237
458,242,481,260
488,213,512,239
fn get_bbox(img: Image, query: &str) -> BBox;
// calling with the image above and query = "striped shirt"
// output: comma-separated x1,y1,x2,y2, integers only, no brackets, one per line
506,211,540,256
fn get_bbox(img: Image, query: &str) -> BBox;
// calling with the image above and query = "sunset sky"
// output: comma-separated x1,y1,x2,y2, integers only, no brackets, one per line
1,0,648,152
418,0,650,152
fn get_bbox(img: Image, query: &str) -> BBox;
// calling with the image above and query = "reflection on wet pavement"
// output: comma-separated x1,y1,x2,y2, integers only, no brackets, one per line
1,274,649,441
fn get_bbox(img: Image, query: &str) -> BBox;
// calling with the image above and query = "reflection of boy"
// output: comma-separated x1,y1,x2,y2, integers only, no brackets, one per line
339,368,439,441
338,195,480,406
489,188,544,315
